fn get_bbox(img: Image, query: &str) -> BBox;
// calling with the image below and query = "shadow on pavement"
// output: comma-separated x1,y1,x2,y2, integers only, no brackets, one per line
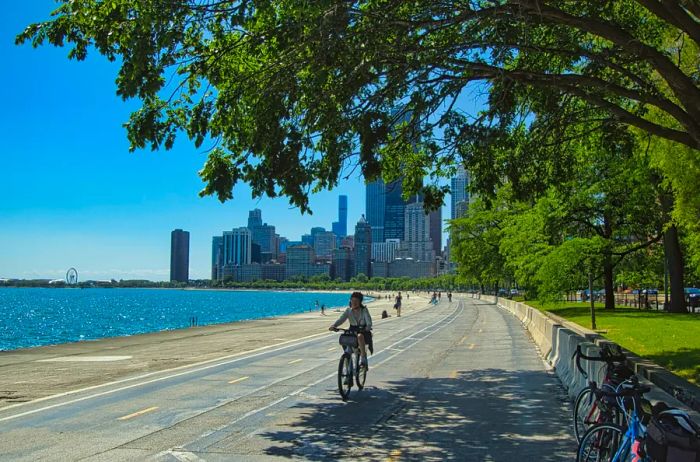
259,368,576,461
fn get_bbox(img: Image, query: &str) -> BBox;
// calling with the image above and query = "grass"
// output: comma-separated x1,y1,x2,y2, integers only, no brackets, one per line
524,300,700,386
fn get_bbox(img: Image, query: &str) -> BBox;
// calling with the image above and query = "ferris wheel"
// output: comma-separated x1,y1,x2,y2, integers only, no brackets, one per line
66,268,78,285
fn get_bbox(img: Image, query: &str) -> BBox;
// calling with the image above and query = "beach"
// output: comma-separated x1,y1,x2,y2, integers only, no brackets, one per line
0,291,433,408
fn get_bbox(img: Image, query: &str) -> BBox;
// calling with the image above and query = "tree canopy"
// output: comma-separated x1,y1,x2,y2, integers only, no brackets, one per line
17,0,700,212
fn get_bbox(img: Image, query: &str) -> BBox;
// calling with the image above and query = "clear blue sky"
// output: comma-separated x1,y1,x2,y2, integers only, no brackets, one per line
1,1,462,281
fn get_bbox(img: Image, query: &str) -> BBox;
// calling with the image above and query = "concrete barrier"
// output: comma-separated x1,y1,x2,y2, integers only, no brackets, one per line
478,295,700,416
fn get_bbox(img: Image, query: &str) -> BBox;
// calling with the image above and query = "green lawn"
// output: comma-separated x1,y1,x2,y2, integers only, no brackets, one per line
525,300,700,385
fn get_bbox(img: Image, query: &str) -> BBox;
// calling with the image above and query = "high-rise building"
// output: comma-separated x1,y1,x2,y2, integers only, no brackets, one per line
286,244,316,279
332,246,355,282
247,209,263,228
301,234,313,246
223,227,252,266
170,229,190,282
451,166,470,220
251,223,276,260
211,236,223,280
372,238,401,262
354,215,372,277
332,195,348,238
314,231,337,258
402,202,436,261
384,179,407,240
429,207,442,255
366,179,385,243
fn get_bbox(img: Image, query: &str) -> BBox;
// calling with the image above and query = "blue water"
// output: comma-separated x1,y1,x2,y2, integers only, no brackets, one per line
0,288,355,351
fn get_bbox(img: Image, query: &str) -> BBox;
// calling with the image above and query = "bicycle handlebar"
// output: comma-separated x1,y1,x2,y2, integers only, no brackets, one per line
573,344,626,378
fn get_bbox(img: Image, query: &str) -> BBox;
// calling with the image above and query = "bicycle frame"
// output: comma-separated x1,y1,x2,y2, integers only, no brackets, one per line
609,383,647,462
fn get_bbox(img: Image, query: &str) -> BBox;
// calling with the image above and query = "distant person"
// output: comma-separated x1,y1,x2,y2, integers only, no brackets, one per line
321,304,326,315
315,300,320,312
448,292,452,303
394,291,402,317
407,293,410,300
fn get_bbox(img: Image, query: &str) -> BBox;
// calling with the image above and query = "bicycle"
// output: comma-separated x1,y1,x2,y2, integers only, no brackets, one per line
333,328,369,401
572,344,633,442
576,377,652,462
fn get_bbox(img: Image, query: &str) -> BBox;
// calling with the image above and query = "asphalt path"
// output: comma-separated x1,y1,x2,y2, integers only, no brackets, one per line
0,298,576,461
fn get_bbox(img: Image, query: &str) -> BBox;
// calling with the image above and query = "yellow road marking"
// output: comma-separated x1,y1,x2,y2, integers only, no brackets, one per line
449,370,459,379
288,359,303,364
228,376,250,384
118,406,158,421
469,343,476,349
386,448,402,461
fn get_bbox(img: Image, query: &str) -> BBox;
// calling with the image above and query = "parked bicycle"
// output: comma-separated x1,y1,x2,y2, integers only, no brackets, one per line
334,328,368,401
573,344,633,442
576,376,652,462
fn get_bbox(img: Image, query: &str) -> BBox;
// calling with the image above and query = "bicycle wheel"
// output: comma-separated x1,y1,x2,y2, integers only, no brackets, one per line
574,387,600,442
338,354,353,401
574,387,625,443
355,353,367,390
576,423,625,462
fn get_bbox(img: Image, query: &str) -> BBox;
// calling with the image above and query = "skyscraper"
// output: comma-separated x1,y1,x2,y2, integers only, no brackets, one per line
170,229,190,282
384,179,407,240
451,166,470,220
354,215,372,277
366,179,385,243
223,227,252,266
211,236,223,280
403,202,436,261
429,207,442,254
331,195,348,239
248,209,262,228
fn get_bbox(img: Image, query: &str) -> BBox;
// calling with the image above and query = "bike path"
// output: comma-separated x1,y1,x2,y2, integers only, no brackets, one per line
0,299,457,461
198,298,577,461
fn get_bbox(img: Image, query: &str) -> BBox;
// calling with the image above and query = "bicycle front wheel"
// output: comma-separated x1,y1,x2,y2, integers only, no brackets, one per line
576,423,625,462
338,354,353,401
355,353,367,390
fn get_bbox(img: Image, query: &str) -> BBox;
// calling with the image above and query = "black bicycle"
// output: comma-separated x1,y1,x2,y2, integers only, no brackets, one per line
334,328,368,401
572,344,633,442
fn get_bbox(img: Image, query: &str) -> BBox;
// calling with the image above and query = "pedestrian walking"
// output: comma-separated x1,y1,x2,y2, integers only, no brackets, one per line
394,291,402,317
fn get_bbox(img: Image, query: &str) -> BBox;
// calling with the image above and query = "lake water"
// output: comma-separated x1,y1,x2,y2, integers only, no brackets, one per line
0,288,354,351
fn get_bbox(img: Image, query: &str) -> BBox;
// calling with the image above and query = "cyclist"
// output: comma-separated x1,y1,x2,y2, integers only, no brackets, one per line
329,291,373,368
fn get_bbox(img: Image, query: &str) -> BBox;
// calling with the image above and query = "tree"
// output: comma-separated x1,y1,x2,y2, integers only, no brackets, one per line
17,1,700,212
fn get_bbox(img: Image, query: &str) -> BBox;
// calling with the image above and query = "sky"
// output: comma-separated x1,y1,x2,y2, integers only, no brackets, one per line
0,1,466,281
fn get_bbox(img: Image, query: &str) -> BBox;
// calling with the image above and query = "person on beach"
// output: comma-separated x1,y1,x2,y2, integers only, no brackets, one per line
315,300,320,312
394,291,402,317
329,292,373,369
321,304,326,315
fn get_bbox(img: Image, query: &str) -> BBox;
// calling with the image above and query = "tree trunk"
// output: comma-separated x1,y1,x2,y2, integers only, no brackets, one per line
603,253,616,310
664,224,687,313
602,212,615,310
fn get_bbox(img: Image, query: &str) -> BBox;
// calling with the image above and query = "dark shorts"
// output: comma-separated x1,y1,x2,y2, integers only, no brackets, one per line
349,327,373,354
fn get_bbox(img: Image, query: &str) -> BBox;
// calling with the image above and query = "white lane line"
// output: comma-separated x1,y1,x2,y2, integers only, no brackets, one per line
288,359,303,365
0,302,452,424
0,297,436,418
188,303,464,451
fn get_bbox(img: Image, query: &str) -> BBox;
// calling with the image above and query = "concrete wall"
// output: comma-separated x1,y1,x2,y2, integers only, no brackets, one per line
479,295,700,417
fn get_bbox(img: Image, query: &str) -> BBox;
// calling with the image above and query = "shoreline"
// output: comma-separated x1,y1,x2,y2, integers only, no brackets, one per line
0,289,380,354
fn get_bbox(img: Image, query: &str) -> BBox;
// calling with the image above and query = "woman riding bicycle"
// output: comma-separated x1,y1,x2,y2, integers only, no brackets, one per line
329,291,373,368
